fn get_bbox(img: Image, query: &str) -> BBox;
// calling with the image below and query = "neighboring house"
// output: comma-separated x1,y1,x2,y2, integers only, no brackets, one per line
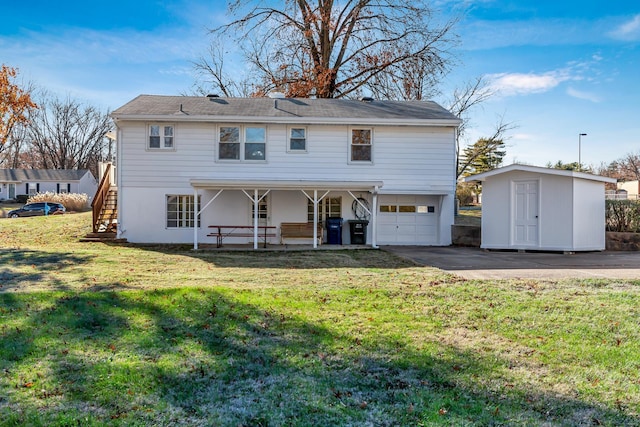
111,94,461,248
465,164,616,252
616,180,640,199
0,169,97,201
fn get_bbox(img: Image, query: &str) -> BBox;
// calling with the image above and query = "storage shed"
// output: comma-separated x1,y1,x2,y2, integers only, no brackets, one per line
465,164,616,252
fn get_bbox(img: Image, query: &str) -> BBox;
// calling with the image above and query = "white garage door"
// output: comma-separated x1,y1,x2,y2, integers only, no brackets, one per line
377,195,439,245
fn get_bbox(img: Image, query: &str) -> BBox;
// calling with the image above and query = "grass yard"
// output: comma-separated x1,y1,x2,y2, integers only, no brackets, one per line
1,213,639,426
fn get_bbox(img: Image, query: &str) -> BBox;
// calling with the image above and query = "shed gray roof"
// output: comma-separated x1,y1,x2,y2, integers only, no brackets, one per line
0,169,91,182
112,95,461,125
464,164,617,184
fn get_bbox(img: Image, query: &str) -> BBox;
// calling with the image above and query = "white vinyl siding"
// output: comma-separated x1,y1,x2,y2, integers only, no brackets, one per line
118,123,455,194
118,122,457,245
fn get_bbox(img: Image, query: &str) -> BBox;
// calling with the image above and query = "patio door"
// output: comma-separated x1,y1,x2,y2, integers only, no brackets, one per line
512,180,539,247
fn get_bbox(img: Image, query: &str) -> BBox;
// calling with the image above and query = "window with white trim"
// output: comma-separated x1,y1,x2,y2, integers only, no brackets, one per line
350,128,372,162
218,125,266,161
288,127,307,152
166,195,200,228
149,124,174,149
27,183,39,195
58,183,70,194
250,194,269,224
308,197,341,222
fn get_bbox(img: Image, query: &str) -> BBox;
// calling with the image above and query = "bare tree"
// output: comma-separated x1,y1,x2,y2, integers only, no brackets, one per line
0,120,31,168
196,0,458,99
25,93,112,176
594,152,640,183
444,76,510,179
191,39,260,97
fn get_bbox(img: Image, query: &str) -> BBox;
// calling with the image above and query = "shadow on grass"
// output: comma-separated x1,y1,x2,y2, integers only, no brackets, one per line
0,250,95,292
117,242,422,270
0,289,637,426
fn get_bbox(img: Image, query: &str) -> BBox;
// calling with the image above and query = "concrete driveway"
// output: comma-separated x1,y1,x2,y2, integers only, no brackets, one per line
383,246,640,280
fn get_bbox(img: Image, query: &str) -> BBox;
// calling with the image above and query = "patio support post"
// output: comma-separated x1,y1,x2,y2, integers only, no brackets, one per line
372,191,378,248
193,188,199,250
253,189,259,250
313,190,318,249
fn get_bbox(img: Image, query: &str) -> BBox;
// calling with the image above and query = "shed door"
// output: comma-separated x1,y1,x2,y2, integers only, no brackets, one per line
512,181,539,246
377,195,438,245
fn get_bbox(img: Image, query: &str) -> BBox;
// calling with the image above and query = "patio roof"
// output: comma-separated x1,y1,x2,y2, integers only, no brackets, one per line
189,178,384,192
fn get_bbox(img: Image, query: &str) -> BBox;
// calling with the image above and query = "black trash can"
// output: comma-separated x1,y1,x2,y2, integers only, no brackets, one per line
348,220,369,245
326,217,343,244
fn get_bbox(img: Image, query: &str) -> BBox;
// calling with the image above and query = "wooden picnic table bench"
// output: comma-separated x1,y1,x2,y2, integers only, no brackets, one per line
208,225,276,248
280,222,323,245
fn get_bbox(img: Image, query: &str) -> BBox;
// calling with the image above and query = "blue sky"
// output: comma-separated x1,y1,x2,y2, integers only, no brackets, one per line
2,1,639,168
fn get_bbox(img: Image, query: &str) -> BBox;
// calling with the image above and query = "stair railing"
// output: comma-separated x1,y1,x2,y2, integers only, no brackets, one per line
92,163,112,233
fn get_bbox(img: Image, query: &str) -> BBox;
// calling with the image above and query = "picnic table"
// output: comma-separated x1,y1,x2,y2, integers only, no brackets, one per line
208,225,276,248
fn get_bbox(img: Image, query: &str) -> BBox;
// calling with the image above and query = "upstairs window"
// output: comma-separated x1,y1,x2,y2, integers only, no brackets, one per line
219,126,240,159
350,128,372,162
289,127,307,152
245,127,266,160
149,125,174,149
218,125,266,161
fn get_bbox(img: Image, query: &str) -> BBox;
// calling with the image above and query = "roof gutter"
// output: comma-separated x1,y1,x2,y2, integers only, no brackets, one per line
111,114,461,127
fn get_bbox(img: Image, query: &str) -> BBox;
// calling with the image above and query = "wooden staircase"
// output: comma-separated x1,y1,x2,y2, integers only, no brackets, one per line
81,164,123,242
95,189,118,232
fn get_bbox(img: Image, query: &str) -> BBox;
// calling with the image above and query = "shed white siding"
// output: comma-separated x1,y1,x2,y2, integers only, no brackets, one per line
468,165,614,252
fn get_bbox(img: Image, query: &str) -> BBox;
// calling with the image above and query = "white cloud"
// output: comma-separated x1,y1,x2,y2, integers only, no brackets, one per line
566,87,601,103
511,133,535,141
487,71,570,96
609,15,640,41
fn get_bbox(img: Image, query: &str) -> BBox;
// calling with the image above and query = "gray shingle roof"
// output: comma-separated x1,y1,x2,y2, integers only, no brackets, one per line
112,95,460,123
0,169,90,182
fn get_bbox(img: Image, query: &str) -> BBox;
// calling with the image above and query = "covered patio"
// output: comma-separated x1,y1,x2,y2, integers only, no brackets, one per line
190,179,384,250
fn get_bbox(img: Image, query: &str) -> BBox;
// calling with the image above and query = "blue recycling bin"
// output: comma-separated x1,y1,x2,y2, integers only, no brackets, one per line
326,217,343,244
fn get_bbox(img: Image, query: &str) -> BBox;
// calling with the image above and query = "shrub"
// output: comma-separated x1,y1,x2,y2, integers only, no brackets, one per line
605,199,640,232
456,182,476,206
27,192,91,212
15,194,29,203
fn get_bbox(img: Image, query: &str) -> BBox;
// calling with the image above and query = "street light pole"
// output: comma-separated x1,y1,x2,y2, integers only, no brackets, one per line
579,133,587,169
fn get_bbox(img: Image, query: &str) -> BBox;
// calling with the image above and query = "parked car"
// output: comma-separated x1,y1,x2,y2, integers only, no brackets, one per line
8,202,66,218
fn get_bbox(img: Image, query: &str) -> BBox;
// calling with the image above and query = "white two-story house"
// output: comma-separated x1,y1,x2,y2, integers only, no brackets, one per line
111,94,461,248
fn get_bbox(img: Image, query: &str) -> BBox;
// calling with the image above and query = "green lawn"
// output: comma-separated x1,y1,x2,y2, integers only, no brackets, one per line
1,213,639,426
